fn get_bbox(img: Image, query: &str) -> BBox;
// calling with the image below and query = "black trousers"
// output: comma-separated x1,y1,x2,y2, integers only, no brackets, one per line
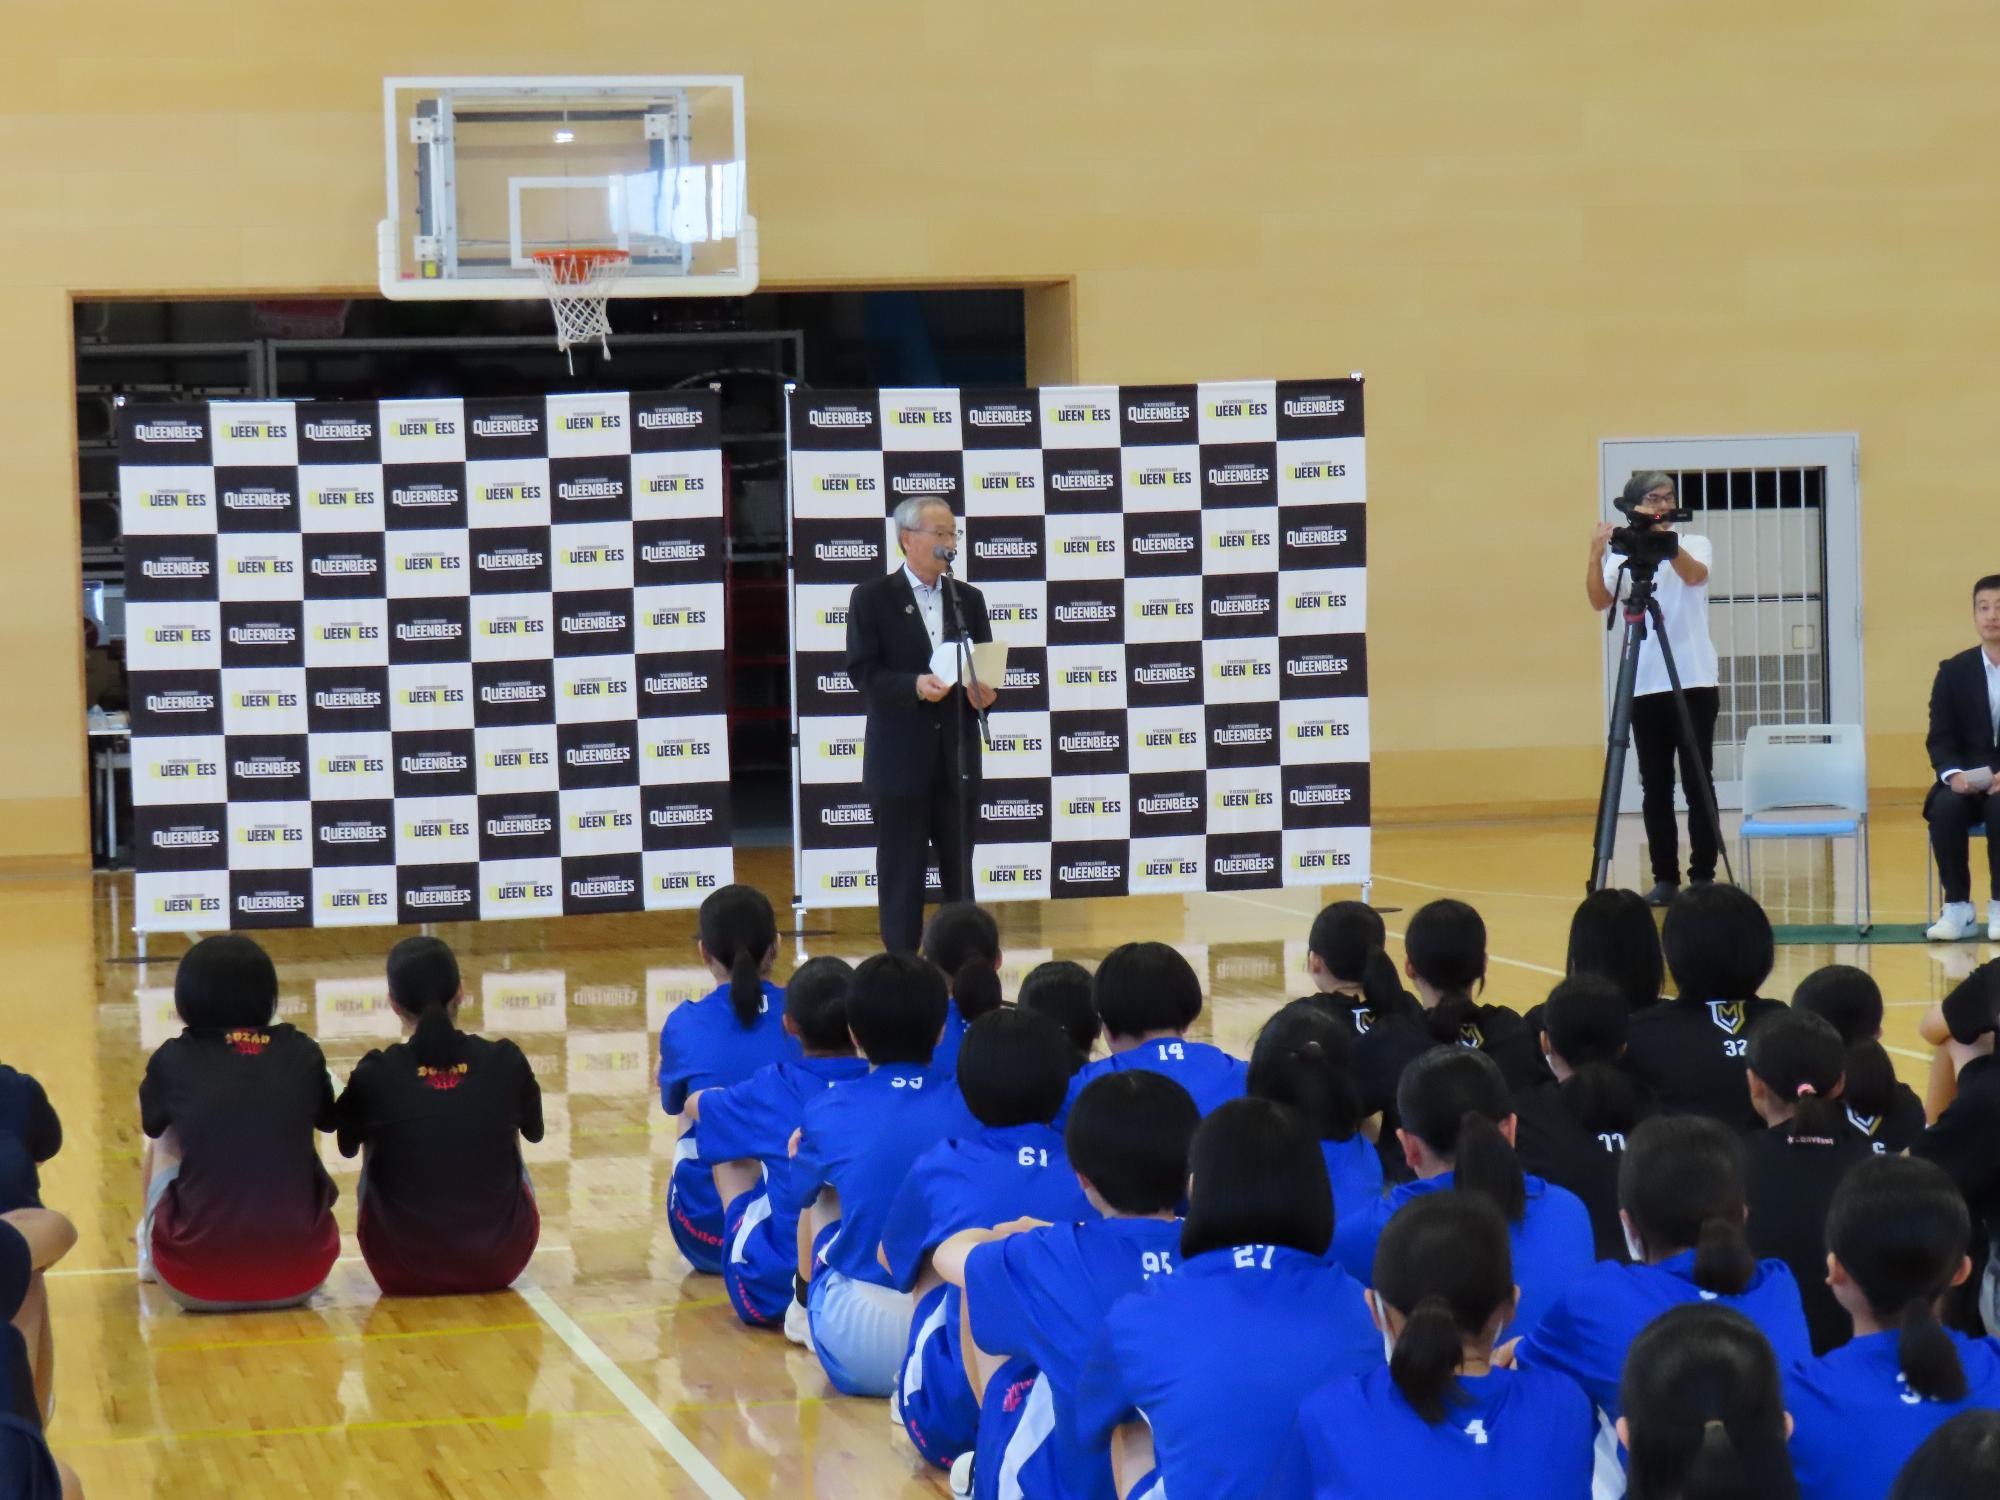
1629,686,1720,885
1929,788,2000,904
871,730,977,952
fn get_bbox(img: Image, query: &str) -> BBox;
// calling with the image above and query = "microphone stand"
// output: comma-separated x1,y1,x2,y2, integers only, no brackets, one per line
938,551,989,903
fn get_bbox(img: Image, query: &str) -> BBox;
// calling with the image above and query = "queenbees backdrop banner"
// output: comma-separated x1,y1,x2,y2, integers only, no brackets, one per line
787,379,1370,909
118,393,734,933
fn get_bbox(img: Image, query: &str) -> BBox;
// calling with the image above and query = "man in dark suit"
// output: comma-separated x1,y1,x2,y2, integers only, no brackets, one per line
845,497,997,951
1925,574,2000,940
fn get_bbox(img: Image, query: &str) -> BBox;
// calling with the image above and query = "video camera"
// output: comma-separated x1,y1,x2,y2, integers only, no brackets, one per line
1608,495,1691,571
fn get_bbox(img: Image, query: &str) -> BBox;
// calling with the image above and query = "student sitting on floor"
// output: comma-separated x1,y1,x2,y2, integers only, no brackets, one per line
794,951,974,1399
0,1218,79,1499
1248,1000,1383,1225
1059,943,1246,1121
684,956,868,1336
1514,975,1657,1261
1268,1191,1596,1500
1017,960,1099,1064
923,902,1005,1077
657,884,797,1275
935,1071,1200,1500
1890,1410,2000,1500
0,1057,61,1215
1741,1007,1873,1354
1790,963,1926,1154
1331,1047,1593,1337
1075,1098,1382,1500
1302,899,1425,1042
335,936,544,1297
1618,1304,1799,1500
1789,1156,2000,1500
1510,1115,1811,1426
1367,899,1546,1095
1623,884,1786,1131
138,934,339,1312
882,1009,1096,1468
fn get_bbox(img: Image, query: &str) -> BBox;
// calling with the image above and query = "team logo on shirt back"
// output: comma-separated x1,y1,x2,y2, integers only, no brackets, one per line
225,1029,270,1055
419,1062,469,1091
1458,1022,1484,1049
1707,1000,1747,1035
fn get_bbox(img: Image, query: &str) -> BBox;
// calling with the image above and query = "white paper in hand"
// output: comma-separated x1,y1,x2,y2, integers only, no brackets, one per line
930,639,1009,689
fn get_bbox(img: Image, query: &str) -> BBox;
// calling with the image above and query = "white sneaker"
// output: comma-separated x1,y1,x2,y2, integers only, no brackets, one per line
782,1296,811,1347
1988,902,2000,942
949,1453,975,1498
1929,902,1978,941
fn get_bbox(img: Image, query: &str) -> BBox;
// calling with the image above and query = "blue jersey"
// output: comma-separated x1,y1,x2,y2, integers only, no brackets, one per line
1076,1245,1382,1500
1788,1329,2000,1500
694,1055,870,1324
1321,1134,1384,1227
793,1065,977,1287
1059,1038,1247,1123
1331,1172,1594,1337
881,1122,1098,1290
658,980,797,1272
1268,1363,1596,1500
965,1217,1181,1500
1514,1249,1812,1419
930,1001,971,1080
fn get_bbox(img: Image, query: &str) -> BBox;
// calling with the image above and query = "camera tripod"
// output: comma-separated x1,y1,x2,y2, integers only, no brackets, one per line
1587,558,1735,893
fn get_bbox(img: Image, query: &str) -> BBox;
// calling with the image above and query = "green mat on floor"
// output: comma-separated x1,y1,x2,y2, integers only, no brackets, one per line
1772,923,1969,945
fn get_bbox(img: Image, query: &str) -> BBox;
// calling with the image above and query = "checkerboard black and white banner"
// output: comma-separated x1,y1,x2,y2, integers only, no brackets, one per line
119,392,734,933
787,380,1370,909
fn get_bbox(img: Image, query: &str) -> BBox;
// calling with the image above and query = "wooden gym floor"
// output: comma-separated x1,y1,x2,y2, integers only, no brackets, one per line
8,808,1962,1496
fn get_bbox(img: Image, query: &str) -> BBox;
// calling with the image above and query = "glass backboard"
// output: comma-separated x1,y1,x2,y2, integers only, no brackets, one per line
378,76,756,300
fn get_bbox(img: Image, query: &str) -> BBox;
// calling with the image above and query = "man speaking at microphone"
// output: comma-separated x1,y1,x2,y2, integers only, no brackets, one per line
845,497,997,951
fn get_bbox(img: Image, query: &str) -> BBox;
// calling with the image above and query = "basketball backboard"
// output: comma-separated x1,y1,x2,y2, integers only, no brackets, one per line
378,76,757,300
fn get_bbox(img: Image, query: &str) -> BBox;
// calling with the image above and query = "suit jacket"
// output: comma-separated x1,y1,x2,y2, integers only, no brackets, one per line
844,568,991,798
1926,647,2000,815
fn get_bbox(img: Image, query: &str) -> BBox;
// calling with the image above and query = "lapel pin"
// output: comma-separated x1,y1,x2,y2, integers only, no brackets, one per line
904,604,915,615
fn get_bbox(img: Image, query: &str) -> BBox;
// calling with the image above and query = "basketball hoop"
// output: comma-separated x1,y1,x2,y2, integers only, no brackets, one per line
530,248,630,370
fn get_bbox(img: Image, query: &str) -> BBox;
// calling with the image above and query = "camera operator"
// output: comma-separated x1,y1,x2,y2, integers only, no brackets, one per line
1585,471,1720,906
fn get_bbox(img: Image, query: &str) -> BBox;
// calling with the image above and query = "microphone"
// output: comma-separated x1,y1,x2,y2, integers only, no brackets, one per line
933,544,958,564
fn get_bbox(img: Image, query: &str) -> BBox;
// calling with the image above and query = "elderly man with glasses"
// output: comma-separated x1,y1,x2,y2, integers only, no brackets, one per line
844,496,998,951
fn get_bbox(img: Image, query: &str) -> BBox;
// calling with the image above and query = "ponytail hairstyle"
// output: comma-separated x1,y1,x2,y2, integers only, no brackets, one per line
1181,1098,1334,1261
1308,900,1387,988
1249,1000,1364,1144
386,935,464,1070
1887,1410,2000,1500
1543,975,1650,1135
1827,1156,1972,1404
1372,1190,1515,1425
922,901,1002,1022
1745,1009,1846,1143
1566,887,1666,1011
1792,965,1898,1126
1394,1048,1524,1223
698,884,778,1029
1404,900,1488,1046
1619,1116,1755,1295
1620,1303,1798,1500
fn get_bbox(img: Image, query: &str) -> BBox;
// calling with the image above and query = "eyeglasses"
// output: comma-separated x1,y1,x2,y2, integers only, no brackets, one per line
911,526,960,543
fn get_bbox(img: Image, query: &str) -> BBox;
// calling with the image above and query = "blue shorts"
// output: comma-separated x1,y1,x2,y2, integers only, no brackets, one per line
971,1358,1060,1500
720,1191,790,1329
667,1146,725,1275
897,1283,980,1467
807,1266,913,1398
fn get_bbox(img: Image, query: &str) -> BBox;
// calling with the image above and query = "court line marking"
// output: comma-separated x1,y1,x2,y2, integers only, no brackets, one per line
520,1281,749,1500
1212,892,1564,978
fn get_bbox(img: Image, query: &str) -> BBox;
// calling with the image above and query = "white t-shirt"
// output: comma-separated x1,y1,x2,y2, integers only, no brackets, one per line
1601,531,1719,696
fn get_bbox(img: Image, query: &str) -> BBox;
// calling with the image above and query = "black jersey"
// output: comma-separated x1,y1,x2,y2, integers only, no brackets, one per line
1624,996,1788,1131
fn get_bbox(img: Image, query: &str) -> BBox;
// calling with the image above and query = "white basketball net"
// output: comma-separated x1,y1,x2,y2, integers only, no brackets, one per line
530,250,630,370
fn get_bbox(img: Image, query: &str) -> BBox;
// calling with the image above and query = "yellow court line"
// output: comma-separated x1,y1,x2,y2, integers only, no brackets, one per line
144,1293,732,1354
63,1406,632,1451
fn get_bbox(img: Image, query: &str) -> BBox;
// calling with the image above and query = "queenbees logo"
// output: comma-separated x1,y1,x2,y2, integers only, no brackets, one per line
560,410,623,433
1707,1001,1748,1036
811,472,877,495
976,470,1037,493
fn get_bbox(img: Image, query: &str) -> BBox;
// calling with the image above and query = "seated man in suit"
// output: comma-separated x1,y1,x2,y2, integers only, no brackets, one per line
844,497,997,952
1926,574,2000,941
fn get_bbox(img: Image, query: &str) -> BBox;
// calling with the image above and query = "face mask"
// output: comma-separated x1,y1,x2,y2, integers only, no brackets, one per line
1623,1220,1647,1265
1381,1324,1400,1366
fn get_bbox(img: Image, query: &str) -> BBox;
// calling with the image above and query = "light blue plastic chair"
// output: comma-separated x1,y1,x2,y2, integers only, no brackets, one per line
1737,723,1870,932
